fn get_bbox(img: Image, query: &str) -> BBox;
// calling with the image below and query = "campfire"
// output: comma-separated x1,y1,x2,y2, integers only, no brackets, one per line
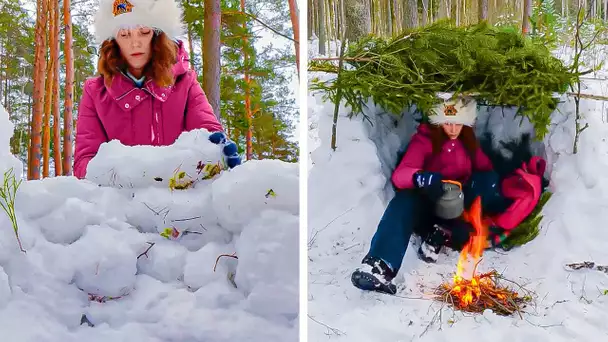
435,196,532,316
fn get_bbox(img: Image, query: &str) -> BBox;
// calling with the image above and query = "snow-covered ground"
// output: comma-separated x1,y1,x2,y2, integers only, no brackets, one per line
307,39,608,341
0,105,299,341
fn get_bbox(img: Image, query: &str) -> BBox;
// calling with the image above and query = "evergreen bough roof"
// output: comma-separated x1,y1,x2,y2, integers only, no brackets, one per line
310,21,579,139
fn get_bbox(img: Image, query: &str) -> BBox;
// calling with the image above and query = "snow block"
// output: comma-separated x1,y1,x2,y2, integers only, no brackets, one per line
71,225,139,297
183,241,236,291
0,266,11,308
0,104,23,180
212,160,299,233
194,279,245,309
136,240,188,283
85,129,224,189
16,177,104,220
37,197,103,244
235,210,298,320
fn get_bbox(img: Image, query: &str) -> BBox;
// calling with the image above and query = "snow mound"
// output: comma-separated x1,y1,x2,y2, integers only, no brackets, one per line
212,159,299,233
85,129,224,189
0,110,299,341
236,210,299,320
308,62,608,341
0,104,23,179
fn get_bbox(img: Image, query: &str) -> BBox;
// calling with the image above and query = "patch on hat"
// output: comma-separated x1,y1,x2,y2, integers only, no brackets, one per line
113,0,134,16
444,104,458,116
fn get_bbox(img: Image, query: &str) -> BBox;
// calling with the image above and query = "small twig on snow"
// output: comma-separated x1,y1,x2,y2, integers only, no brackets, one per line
137,242,155,259
420,304,444,338
171,216,202,222
213,253,238,272
524,317,564,329
308,315,346,336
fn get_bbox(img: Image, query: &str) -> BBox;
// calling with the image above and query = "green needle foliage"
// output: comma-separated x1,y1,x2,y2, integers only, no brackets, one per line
310,20,579,140
0,168,25,252
500,191,553,250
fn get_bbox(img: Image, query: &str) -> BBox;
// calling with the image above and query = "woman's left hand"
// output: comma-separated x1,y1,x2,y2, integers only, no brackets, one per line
209,132,242,169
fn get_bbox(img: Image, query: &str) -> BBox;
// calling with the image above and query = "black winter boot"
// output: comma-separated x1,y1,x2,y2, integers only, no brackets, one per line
417,224,450,263
351,256,398,295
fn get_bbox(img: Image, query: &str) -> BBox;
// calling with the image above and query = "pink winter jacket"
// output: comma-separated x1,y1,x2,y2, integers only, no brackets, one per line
392,124,493,189
73,40,223,179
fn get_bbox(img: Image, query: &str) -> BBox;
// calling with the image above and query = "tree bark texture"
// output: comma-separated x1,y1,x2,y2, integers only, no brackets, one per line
203,0,221,119
52,0,62,176
288,0,300,77
29,0,49,180
63,0,74,176
344,0,371,42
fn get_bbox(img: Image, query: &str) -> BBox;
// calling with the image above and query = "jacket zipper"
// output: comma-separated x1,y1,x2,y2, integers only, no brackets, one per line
155,110,160,145
142,87,161,146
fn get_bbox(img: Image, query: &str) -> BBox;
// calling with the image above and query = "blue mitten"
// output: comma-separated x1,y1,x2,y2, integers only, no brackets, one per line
223,141,241,168
413,171,445,202
208,132,241,169
209,131,227,145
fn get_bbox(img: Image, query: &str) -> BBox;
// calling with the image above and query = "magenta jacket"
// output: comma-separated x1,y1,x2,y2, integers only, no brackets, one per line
73,40,223,179
392,124,493,189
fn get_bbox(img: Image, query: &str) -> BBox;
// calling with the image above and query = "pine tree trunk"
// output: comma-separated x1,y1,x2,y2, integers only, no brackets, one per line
0,42,3,106
405,0,418,28
392,0,399,32
318,0,327,55
422,0,429,26
43,0,54,178
187,23,195,70
203,0,221,118
53,0,62,176
344,0,371,41
324,0,331,54
308,0,314,39
63,0,74,176
522,0,531,35
479,0,488,21
241,0,252,159
30,0,49,180
288,0,300,76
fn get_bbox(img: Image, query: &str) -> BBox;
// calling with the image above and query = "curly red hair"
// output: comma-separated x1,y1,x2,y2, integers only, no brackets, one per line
429,124,479,155
97,32,177,88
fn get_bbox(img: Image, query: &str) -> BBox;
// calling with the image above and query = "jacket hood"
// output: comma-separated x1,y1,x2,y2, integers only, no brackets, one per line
416,123,432,136
172,39,191,77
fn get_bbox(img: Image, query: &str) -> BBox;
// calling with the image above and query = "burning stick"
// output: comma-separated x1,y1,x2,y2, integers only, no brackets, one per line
435,197,533,316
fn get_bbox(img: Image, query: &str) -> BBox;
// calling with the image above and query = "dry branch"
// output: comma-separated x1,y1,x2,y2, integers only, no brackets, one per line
434,270,533,316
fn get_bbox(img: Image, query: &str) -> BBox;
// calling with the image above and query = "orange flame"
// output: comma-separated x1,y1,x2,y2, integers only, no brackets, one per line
451,196,489,306
456,196,489,279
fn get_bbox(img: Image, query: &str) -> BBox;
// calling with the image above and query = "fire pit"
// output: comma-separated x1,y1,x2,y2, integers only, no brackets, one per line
434,196,532,316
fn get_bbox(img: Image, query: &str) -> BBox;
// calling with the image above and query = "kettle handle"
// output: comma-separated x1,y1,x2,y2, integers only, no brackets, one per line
442,179,462,190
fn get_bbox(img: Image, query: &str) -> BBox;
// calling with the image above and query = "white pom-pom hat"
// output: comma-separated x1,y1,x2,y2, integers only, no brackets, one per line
428,92,478,127
93,0,185,44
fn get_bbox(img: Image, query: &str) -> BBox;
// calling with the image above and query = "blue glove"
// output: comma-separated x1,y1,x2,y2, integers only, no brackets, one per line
208,132,241,169
209,131,228,144
223,141,241,168
413,171,444,202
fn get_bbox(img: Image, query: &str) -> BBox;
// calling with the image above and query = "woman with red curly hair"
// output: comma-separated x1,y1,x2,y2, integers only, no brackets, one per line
73,0,240,179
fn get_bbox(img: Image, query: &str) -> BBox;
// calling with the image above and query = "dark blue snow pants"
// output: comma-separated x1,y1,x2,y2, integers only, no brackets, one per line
365,171,512,273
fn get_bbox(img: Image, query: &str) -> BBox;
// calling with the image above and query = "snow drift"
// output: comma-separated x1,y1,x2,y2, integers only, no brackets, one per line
0,104,299,341
308,39,608,341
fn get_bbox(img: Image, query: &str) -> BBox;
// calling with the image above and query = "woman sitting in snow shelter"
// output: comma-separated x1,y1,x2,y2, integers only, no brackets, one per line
73,0,240,179
351,93,546,295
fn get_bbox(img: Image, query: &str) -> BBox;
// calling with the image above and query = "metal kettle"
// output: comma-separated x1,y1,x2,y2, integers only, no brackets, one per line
435,180,464,220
